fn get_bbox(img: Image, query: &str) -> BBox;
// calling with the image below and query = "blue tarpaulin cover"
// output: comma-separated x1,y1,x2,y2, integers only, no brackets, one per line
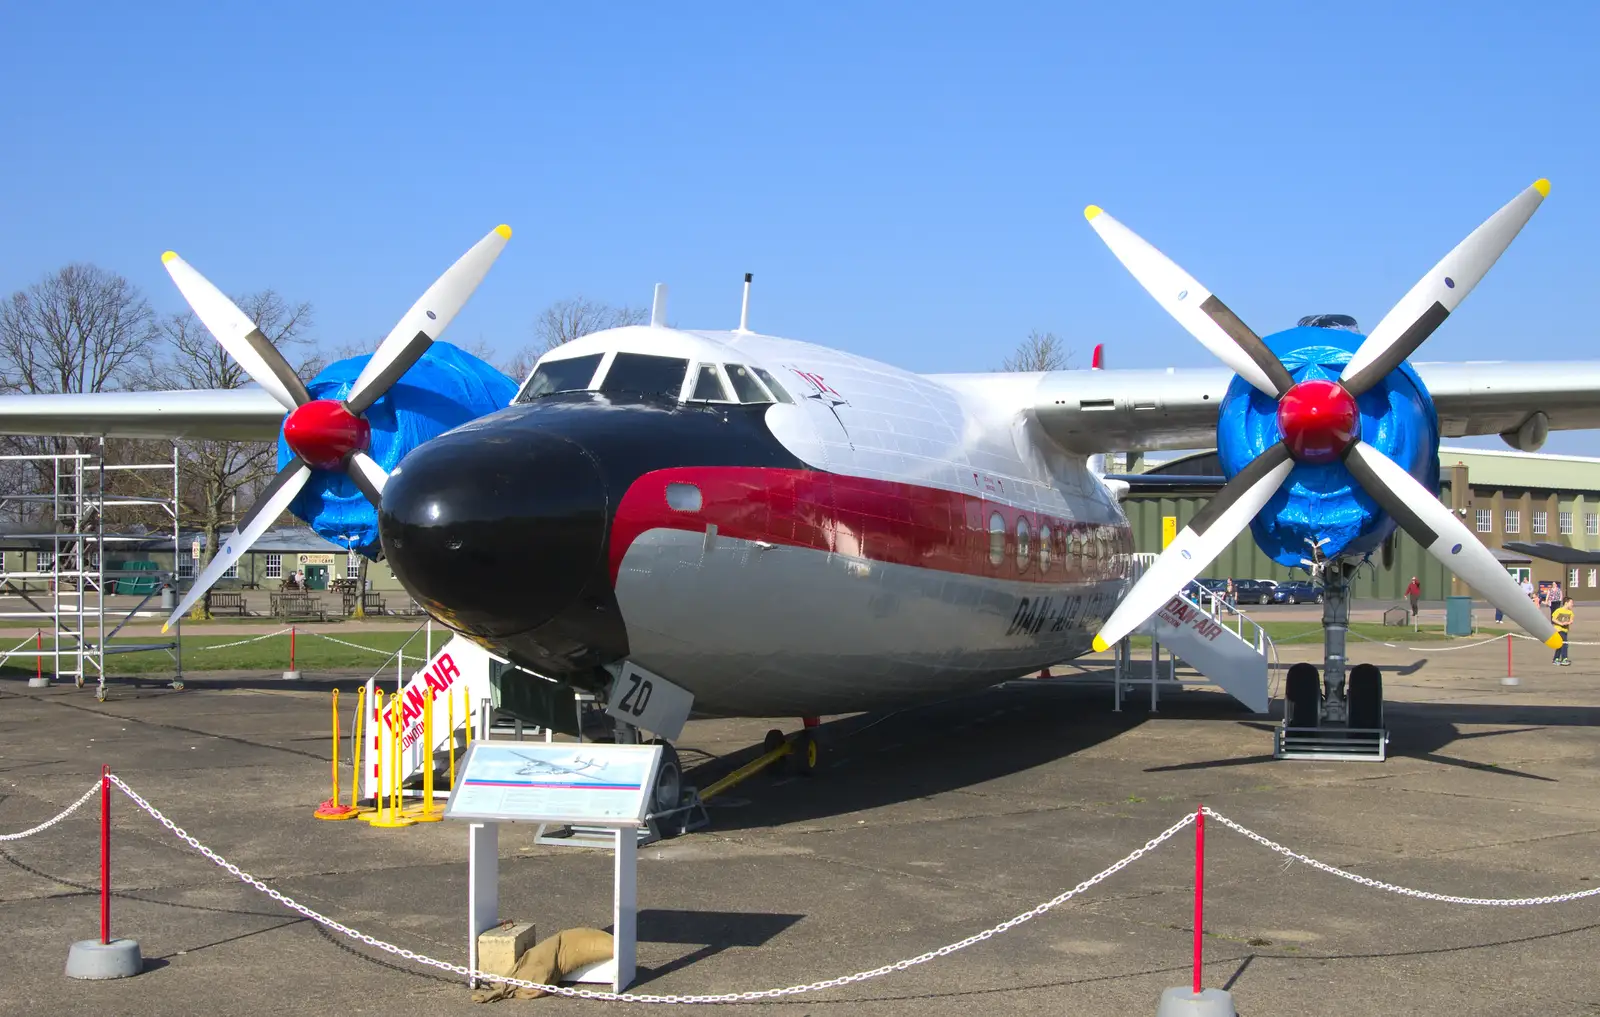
278,342,517,556
1215,326,1439,570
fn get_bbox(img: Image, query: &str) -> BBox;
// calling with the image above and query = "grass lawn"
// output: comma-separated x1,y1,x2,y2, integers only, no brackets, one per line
1125,620,1508,651
0,629,439,677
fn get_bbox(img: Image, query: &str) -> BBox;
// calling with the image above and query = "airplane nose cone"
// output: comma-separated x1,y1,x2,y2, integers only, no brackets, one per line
378,428,608,639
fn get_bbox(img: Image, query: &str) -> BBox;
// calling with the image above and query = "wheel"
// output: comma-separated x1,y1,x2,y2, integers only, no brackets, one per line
1259,593,1270,605
648,739,684,838
1315,592,1324,604
1347,664,1383,730
794,731,819,776
1284,663,1321,728
763,728,788,775
1287,595,1299,605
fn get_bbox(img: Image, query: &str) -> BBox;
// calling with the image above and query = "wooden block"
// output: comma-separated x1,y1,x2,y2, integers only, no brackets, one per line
477,921,537,974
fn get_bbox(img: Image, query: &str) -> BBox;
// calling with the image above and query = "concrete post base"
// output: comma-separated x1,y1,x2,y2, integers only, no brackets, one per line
283,670,302,681
1156,987,1236,1016
65,938,142,979
27,676,49,688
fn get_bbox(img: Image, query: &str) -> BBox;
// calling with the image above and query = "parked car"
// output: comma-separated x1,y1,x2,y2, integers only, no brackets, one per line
1232,579,1277,605
1272,581,1323,605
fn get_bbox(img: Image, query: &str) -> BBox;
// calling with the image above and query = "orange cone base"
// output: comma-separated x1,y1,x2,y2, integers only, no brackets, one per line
314,798,360,821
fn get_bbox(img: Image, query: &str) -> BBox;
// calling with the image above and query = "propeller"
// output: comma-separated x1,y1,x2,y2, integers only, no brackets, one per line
1087,181,1559,652
159,224,512,631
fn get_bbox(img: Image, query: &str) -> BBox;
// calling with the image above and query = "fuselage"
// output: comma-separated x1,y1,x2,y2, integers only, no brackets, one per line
378,326,1134,717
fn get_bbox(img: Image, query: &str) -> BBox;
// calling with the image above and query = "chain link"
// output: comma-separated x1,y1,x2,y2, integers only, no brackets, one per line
108,773,1191,1003
0,778,101,841
309,632,408,659
1202,807,1600,906
191,627,293,651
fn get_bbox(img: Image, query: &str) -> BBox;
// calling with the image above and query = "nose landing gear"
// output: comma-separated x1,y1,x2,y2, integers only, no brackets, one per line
1276,561,1389,760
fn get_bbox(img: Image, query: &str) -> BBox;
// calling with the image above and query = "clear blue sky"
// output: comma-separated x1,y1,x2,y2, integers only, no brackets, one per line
2,3,1597,451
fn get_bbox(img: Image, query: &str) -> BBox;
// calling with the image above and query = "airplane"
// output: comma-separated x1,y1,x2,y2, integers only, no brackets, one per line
3,179,1599,778
508,752,609,781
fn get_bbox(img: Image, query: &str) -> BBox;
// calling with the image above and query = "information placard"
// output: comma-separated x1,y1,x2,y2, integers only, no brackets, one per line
444,742,662,827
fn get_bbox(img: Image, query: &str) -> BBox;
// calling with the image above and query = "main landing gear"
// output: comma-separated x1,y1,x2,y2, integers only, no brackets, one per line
1276,561,1389,761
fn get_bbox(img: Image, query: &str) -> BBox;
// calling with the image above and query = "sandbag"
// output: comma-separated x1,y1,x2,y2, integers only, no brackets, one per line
471,928,615,1003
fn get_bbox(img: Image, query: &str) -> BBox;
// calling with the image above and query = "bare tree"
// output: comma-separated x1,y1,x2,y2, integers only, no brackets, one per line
0,265,163,530
503,298,648,383
1001,329,1073,372
162,291,314,618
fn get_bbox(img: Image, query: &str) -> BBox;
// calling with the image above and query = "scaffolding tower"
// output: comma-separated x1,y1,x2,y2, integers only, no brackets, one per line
0,442,183,700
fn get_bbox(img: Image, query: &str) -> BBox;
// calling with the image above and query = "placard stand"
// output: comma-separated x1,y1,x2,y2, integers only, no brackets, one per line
467,820,636,992
449,741,660,994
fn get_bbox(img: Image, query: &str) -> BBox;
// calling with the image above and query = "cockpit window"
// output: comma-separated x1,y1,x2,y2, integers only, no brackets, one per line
752,367,794,404
724,364,773,404
599,353,689,399
518,353,603,402
690,363,730,401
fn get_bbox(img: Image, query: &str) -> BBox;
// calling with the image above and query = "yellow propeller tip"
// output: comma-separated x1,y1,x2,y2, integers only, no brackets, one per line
160,623,170,634
1533,178,1551,197
1083,205,1104,222
495,224,512,239
1092,635,1110,653
1546,632,1564,649
161,251,179,264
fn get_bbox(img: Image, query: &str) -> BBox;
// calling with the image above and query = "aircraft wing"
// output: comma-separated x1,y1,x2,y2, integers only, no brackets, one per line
931,361,1600,456
0,388,285,441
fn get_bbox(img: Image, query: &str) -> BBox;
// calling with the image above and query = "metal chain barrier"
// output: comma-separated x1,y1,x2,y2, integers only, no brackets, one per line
191,627,293,651
1202,807,1600,906
0,779,101,841
309,632,408,658
107,773,1193,1003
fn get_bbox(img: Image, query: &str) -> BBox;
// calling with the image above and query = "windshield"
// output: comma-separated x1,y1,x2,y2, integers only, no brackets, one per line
751,367,793,404
518,353,603,402
599,353,689,399
724,364,773,404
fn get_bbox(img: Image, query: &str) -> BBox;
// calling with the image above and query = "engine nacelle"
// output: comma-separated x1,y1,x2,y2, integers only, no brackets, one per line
1500,411,1549,453
276,342,517,556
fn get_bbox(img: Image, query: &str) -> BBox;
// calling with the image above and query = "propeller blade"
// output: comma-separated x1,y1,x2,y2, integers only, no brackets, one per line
1340,179,1550,395
1093,443,1294,651
346,450,387,509
162,459,312,632
1344,441,1560,646
160,252,312,411
345,225,512,415
1084,206,1293,398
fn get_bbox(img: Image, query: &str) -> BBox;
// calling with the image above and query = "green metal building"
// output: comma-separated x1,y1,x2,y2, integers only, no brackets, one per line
1123,447,1600,602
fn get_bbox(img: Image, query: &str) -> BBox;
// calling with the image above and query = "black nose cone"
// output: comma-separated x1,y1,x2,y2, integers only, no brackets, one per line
378,427,608,642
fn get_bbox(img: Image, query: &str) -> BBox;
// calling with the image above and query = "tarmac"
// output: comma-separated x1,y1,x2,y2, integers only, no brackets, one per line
0,635,1597,1016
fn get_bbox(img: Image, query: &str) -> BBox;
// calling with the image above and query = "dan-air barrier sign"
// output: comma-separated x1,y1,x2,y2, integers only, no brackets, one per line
444,742,662,827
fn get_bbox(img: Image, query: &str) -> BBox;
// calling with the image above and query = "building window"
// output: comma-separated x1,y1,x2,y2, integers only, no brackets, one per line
1533,511,1547,535
222,561,238,579
1590,568,1597,588
1571,568,1581,589
988,512,1005,567
1504,510,1521,534
37,552,54,574
347,551,361,580
1560,511,1573,535
1475,509,1492,533
265,554,282,579
1589,513,1599,536
178,557,195,579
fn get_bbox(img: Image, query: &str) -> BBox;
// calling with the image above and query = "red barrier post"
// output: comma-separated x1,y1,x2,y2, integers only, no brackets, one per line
290,626,297,672
1193,806,1205,994
35,629,41,685
100,764,110,945
1507,632,1513,678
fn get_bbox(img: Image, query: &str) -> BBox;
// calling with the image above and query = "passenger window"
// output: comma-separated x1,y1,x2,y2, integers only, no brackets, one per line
752,367,794,404
988,512,1005,567
1038,525,1052,571
724,364,773,404
1016,518,1031,572
691,363,730,401
600,353,690,399
517,353,604,402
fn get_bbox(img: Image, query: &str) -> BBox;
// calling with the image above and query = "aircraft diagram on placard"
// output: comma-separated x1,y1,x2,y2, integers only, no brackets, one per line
510,752,609,782
2,179,1598,761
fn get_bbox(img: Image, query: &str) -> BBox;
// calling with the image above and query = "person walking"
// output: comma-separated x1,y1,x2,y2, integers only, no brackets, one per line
1405,576,1421,622
1553,598,1575,666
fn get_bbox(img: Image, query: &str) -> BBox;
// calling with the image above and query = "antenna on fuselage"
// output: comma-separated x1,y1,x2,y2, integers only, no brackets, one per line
737,272,753,332
650,283,669,327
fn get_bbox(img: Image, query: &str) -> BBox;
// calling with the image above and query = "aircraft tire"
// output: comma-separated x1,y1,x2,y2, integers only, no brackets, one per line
1347,664,1383,731
649,739,684,839
764,728,788,775
1285,663,1321,728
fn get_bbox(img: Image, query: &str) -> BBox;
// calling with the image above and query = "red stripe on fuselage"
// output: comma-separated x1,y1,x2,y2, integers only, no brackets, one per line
609,467,1132,586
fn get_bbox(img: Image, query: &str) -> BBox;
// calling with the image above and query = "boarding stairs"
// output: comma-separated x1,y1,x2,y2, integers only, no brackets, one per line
1116,555,1274,714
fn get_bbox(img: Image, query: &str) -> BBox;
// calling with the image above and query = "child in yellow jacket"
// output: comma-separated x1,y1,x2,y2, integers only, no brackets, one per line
1553,599,1574,666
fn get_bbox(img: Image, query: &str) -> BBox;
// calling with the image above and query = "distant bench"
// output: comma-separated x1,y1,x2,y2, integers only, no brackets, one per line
271,593,326,623
207,592,248,617
342,591,386,616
